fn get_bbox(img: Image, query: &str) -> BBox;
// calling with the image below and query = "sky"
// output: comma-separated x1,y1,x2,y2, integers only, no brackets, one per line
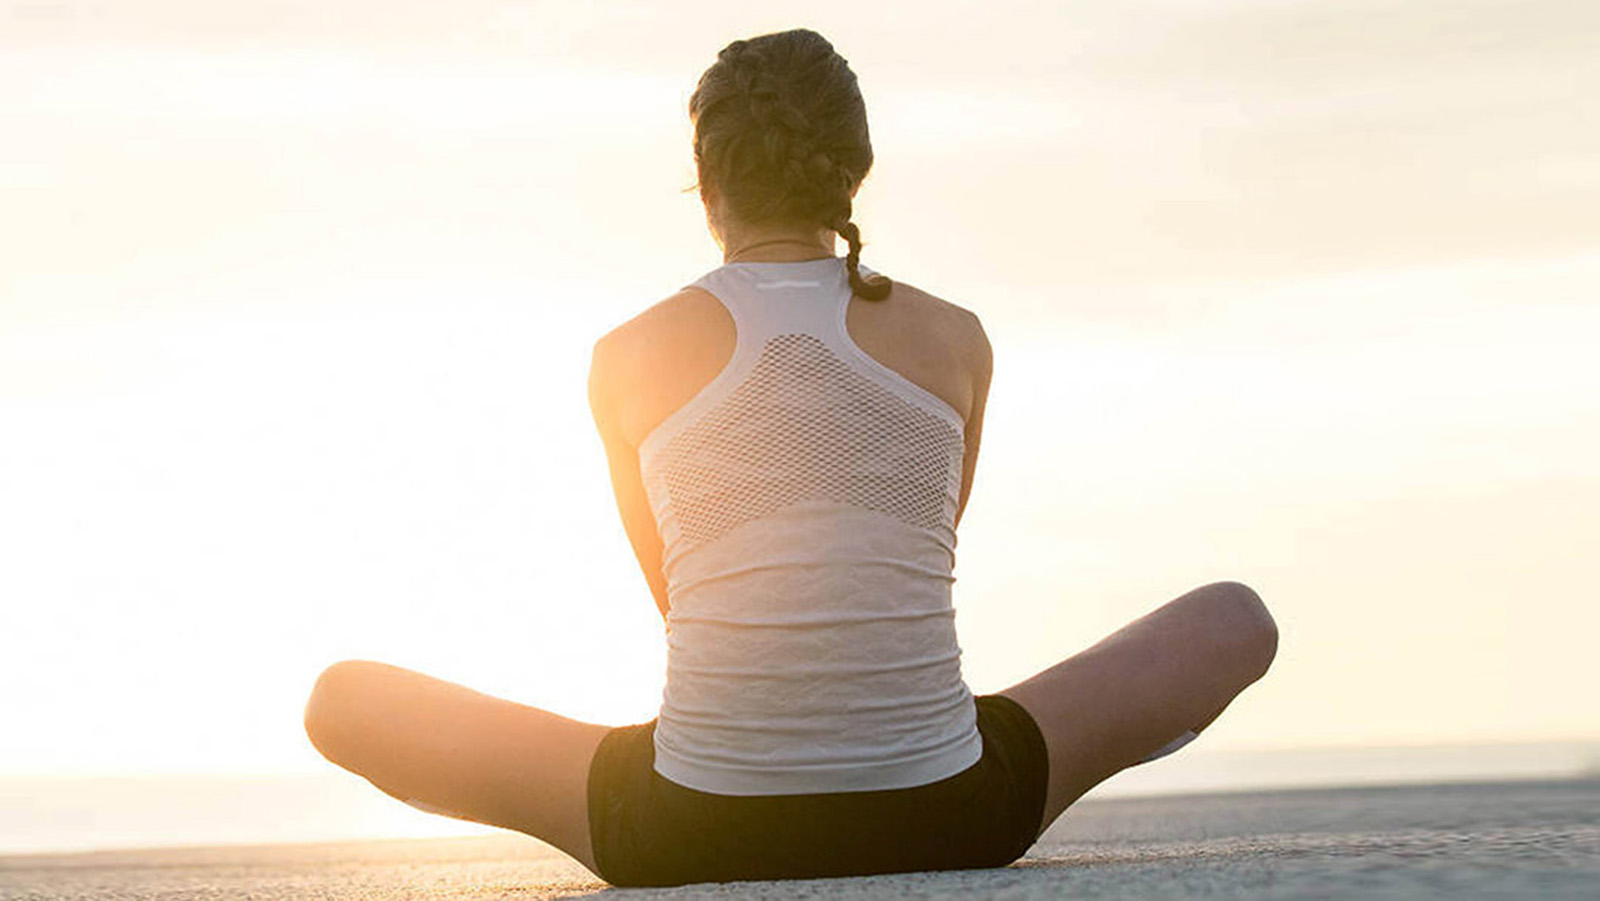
2,0,1598,786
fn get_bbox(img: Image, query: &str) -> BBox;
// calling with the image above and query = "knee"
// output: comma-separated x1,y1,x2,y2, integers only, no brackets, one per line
304,659,386,766
1199,581,1278,680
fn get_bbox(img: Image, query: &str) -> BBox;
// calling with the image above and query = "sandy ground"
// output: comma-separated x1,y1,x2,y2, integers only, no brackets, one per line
2,778,1596,900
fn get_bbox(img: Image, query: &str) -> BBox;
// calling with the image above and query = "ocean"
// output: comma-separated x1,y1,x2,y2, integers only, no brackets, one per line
1,740,1595,856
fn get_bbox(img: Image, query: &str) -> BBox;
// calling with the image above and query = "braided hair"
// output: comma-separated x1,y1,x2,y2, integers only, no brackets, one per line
690,29,893,301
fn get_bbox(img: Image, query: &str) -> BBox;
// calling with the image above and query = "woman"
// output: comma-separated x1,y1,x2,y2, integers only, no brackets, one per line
304,28,1277,887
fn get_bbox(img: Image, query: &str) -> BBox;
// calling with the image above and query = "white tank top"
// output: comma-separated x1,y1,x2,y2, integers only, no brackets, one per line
638,257,982,795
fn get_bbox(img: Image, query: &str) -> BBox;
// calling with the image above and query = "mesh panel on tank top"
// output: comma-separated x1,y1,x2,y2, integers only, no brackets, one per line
658,333,962,548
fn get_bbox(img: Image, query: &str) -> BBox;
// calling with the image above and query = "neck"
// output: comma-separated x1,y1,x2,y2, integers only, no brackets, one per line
718,223,836,264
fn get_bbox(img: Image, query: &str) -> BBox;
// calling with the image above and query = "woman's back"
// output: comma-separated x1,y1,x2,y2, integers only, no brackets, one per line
596,257,988,794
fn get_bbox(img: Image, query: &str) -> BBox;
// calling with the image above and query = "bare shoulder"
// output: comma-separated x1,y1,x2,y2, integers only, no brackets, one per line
593,288,726,362
847,277,991,422
887,279,992,371
589,287,734,446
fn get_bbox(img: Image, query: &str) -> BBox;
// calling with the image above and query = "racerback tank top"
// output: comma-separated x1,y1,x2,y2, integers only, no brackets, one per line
638,256,982,795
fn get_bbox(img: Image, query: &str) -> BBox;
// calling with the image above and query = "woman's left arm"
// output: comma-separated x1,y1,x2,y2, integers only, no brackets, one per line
955,315,993,529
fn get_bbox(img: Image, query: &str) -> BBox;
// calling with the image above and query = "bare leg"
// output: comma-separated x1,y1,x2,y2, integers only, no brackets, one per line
1000,581,1278,835
303,660,610,874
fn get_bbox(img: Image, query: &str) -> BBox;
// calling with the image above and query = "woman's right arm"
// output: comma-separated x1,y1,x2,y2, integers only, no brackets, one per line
588,334,672,620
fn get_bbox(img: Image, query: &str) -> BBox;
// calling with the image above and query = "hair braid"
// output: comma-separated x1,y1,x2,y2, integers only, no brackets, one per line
828,214,892,300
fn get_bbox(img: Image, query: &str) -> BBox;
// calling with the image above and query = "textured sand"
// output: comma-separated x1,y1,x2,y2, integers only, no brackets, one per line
2,778,1596,900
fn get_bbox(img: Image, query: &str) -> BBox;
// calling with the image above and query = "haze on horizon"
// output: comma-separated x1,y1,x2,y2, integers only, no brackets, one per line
2,0,1597,783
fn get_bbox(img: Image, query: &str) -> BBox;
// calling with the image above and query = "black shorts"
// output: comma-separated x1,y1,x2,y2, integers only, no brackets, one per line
586,694,1050,887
